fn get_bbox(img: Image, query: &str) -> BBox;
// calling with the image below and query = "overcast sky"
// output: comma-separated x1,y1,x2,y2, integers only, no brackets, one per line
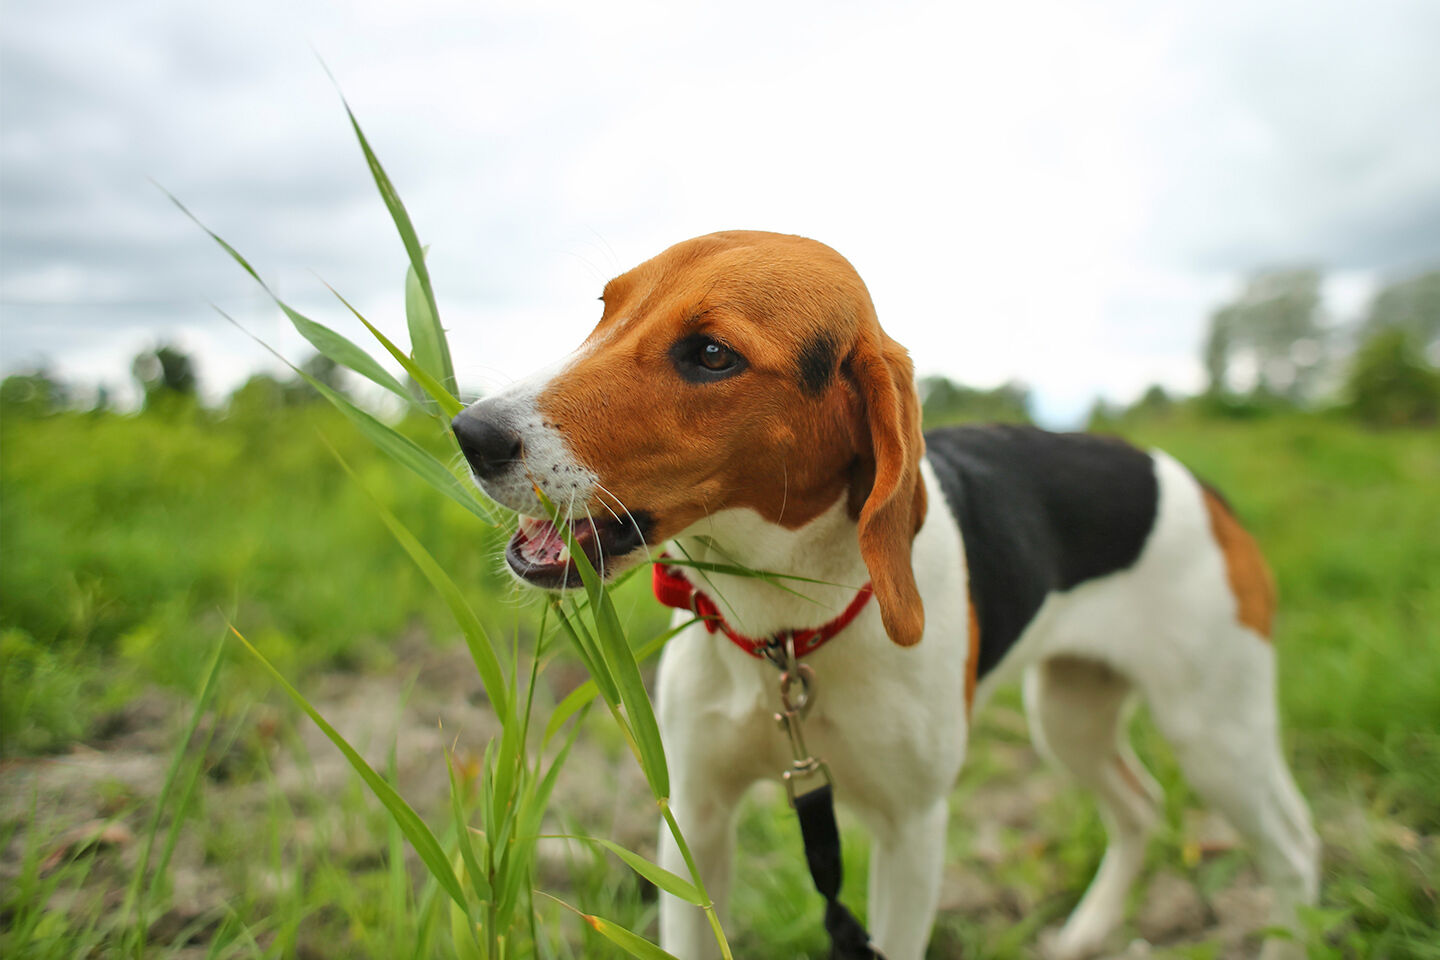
4,0,1439,425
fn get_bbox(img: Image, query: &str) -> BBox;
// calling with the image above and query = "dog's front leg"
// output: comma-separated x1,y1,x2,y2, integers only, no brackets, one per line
656,634,758,960
866,798,949,960
657,778,744,960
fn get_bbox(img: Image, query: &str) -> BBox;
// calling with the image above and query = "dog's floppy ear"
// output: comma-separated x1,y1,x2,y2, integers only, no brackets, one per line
849,325,928,647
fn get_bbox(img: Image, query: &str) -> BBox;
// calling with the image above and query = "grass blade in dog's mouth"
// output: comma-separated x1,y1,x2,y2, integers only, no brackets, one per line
506,513,651,588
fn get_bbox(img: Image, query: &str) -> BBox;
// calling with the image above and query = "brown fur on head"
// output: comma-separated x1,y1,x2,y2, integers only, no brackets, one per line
539,230,927,645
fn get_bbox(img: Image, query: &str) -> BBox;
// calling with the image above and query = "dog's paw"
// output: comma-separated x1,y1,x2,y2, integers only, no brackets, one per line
1040,926,1148,960
1258,938,1307,960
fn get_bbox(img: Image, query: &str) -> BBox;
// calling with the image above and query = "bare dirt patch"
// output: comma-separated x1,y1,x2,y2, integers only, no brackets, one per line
0,641,1371,958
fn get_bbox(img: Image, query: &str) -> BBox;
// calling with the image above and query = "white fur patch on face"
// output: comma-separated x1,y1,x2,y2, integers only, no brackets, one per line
461,374,597,519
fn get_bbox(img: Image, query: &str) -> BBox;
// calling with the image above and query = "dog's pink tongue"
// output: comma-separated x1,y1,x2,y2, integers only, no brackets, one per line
516,515,597,566
516,516,566,565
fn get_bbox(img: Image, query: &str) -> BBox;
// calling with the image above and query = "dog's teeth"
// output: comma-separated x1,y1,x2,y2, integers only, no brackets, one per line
557,545,570,564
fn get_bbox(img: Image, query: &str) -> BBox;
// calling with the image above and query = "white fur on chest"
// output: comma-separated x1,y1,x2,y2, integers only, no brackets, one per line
655,461,972,822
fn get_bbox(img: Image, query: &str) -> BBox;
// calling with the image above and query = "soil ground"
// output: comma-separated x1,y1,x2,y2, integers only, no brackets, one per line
0,640,1379,958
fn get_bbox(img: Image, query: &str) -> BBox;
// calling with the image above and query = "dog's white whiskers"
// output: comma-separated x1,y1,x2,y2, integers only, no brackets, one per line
591,489,624,527
777,462,789,527
595,481,656,565
584,504,604,576
562,248,610,288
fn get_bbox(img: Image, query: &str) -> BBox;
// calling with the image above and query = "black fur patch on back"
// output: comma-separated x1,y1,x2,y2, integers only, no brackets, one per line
797,329,839,394
925,425,1160,679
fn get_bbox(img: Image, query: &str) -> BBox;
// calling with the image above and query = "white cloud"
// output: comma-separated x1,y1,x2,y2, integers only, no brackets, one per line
3,0,1439,427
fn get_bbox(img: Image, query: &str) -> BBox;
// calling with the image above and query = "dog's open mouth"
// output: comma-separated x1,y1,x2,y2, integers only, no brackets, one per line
505,512,651,588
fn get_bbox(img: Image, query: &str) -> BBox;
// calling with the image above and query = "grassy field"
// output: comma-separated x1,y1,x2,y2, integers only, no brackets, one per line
1,400,1437,958
0,400,527,752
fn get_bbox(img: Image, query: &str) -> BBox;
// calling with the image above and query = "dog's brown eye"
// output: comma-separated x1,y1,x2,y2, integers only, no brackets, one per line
669,333,747,382
699,341,738,371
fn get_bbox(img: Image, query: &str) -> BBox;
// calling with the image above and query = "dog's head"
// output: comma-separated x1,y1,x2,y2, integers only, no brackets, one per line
454,231,927,645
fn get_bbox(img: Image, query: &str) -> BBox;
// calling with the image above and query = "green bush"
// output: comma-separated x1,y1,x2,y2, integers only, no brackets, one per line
0,402,516,752
1344,327,1440,427
0,629,92,754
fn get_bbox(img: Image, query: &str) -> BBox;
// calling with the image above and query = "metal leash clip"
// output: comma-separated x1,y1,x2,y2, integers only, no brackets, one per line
771,634,833,806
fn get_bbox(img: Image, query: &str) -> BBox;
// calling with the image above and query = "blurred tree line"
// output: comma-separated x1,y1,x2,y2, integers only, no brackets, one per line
1,346,352,421
3,266,1437,428
1194,265,1439,427
919,377,1032,428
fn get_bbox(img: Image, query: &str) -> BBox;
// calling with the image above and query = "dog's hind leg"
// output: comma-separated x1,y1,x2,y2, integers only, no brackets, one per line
1143,633,1319,960
1025,656,1162,960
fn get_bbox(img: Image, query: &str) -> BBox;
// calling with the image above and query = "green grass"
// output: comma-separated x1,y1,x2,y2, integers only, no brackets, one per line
1109,412,1440,957
1115,413,1440,826
123,107,732,960
0,401,525,754
4,405,1436,958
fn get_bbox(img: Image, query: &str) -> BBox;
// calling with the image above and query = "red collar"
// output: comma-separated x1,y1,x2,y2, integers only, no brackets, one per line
651,558,874,661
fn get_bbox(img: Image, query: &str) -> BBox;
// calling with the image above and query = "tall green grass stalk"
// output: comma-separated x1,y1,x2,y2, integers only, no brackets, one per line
120,632,227,958
184,90,740,958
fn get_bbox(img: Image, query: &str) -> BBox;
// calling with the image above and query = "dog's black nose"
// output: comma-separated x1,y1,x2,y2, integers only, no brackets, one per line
452,411,522,480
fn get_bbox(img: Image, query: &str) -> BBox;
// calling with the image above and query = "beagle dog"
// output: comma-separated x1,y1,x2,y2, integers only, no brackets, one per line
452,231,1319,960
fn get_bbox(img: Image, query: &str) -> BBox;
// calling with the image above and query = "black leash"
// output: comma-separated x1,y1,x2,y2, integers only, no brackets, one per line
795,784,883,959
766,638,886,960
